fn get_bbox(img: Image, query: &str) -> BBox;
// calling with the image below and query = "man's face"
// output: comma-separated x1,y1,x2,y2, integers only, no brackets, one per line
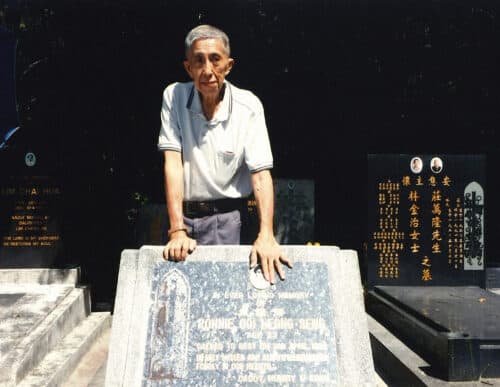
184,38,234,100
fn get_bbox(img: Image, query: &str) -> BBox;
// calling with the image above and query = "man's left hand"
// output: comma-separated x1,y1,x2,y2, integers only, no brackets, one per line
250,233,293,284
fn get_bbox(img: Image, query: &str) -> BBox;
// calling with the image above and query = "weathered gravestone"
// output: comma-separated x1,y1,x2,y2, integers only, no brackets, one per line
365,154,500,381
106,246,375,386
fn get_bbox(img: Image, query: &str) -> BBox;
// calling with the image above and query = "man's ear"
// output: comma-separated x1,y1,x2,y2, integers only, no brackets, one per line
184,60,193,79
225,58,234,76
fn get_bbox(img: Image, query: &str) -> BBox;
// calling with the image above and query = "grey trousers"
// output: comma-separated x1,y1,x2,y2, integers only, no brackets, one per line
184,210,242,245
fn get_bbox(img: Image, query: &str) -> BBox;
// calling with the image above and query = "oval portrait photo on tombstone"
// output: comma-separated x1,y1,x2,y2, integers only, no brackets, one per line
430,157,443,174
410,157,423,174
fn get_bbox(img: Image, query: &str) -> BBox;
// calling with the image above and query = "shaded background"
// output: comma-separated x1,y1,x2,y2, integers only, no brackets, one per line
1,0,499,308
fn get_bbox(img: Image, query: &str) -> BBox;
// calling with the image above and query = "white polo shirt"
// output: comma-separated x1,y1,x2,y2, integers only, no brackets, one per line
158,81,273,201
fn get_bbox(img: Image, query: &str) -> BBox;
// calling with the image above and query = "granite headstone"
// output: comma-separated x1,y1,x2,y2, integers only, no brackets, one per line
365,154,500,381
0,149,63,267
106,246,375,386
366,154,486,287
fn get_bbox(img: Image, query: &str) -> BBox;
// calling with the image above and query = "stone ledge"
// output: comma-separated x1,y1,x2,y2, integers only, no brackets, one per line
19,312,111,387
368,313,500,386
0,268,80,285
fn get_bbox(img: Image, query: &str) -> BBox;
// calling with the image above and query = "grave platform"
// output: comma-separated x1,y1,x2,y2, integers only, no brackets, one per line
366,285,500,381
0,268,111,386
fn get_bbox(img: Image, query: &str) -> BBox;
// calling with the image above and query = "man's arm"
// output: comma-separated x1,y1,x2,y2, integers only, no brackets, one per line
250,169,292,283
163,150,196,261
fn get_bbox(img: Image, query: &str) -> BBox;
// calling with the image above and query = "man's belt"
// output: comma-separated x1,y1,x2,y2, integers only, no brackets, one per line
183,198,247,218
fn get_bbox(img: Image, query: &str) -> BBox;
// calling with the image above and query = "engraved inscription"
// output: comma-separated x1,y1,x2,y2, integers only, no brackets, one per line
1,179,62,249
144,262,337,385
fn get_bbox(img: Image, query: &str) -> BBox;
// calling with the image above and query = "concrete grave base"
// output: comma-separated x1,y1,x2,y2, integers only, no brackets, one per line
0,269,111,387
106,245,376,386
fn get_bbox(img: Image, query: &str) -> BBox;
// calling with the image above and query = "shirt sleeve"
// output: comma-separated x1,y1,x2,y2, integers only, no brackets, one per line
158,84,182,152
244,98,274,172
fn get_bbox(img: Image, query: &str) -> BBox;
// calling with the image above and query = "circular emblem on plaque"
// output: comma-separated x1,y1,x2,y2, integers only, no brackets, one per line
249,264,271,290
25,152,36,167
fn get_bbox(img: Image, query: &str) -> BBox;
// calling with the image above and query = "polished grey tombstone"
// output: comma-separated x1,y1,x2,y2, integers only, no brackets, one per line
274,179,315,244
106,246,375,386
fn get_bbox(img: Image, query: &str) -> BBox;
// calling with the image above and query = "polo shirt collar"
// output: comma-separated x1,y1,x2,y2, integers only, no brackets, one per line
186,81,232,123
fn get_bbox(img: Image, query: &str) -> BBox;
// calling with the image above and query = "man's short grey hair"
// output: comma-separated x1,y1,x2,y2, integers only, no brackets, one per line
185,25,231,57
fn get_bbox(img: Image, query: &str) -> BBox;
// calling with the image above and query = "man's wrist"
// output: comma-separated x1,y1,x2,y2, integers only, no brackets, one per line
257,227,274,238
168,227,188,237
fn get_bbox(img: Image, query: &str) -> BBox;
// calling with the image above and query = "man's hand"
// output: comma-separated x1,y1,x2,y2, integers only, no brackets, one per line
163,231,197,261
250,233,292,284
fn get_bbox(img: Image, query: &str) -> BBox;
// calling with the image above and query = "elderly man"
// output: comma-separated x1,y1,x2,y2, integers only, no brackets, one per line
158,24,291,284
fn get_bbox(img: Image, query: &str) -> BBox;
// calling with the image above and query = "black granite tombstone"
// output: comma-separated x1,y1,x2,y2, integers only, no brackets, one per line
365,154,500,381
0,29,64,267
274,179,315,244
0,147,64,267
366,154,486,288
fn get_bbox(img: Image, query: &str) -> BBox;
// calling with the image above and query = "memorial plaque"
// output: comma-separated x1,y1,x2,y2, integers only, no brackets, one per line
0,150,63,267
366,154,486,287
144,262,335,385
106,246,375,386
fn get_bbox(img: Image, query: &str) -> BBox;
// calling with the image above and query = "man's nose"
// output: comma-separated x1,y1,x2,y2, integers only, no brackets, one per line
201,60,213,74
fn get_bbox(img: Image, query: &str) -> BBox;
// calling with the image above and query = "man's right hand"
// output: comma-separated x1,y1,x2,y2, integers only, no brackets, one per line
163,230,197,261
